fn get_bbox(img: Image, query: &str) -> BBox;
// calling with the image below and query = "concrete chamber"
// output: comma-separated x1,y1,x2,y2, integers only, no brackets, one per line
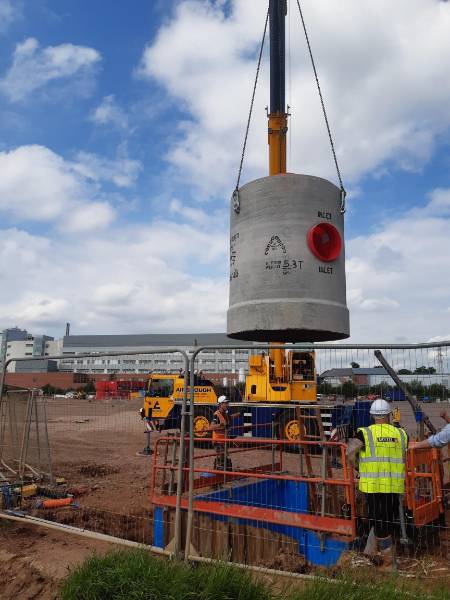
227,173,350,342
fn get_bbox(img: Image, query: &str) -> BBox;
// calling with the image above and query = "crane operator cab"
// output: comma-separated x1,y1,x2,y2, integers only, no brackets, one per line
245,350,317,403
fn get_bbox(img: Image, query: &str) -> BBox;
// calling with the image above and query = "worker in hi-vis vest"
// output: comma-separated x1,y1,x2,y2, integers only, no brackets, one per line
208,395,240,471
347,399,407,571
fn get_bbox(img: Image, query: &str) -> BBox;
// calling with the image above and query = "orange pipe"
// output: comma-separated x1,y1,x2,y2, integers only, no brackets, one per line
40,497,73,509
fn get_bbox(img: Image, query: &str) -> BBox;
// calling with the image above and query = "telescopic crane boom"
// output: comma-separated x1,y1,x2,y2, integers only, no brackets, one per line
268,0,288,378
268,0,288,176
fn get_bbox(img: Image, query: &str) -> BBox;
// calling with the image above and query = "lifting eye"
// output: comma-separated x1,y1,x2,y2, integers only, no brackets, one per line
307,222,342,262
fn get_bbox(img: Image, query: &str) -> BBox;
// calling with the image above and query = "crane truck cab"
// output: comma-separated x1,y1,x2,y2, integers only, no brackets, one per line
244,350,318,441
142,372,239,439
245,351,316,402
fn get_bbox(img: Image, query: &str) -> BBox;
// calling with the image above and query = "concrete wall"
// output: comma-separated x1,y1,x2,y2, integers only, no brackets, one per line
4,371,239,390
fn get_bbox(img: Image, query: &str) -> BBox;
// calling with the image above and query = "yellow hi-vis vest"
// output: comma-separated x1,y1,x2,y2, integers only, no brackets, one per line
357,424,407,494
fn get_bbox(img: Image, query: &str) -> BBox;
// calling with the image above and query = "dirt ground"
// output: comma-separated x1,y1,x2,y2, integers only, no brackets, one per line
1,397,449,598
0,520,115,599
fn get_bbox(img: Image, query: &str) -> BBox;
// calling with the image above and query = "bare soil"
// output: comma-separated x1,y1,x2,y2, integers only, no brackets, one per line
0,520,114,600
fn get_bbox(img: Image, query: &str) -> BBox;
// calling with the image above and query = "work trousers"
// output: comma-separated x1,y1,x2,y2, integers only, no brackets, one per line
364,492,400,538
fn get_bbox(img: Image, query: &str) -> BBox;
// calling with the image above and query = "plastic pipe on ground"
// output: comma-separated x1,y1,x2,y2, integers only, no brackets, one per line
37,497,73,509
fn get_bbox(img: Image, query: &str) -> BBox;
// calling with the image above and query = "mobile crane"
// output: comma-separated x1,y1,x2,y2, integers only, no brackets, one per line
141,347,318,442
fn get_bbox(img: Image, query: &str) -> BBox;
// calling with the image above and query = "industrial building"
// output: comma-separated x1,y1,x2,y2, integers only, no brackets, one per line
1,330,255,375
0,327,62,372
58,333,252,375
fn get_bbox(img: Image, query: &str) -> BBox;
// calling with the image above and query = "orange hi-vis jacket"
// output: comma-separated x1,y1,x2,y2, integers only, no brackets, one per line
211,410,230,441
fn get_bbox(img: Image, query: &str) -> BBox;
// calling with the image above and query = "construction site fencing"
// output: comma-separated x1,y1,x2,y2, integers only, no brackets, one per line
0,349,189,556
184,343,450,576
0,343,449,580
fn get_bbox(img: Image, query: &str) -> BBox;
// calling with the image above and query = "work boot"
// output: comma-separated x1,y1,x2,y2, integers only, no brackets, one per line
363,527,377,557
363,527,382,565
376,536,396,573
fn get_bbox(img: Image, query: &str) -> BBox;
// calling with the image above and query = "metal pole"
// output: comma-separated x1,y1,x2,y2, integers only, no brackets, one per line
187,341,450,353
184,354,196,560
0,362,9,463
33,390,42,475
41,395,55,486
398,495,410,545
18,391,33,481
271,418,276,471
223,438,228,485
168,437,178,496
374,350,437,435
320,445,327,518
269,0,286,114
173,353,190,558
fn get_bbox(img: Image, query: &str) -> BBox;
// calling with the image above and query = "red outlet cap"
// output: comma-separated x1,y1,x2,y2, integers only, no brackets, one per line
307,222,342,262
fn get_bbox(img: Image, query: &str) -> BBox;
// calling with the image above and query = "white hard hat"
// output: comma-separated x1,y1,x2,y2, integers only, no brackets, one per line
217,395,228,404
370,398,392,416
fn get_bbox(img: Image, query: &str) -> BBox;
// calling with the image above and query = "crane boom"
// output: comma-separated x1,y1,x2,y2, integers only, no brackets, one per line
268,0,288,176
268,0,288,377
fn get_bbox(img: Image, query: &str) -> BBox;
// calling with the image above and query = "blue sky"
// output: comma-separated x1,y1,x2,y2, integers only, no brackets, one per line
0,0,449,343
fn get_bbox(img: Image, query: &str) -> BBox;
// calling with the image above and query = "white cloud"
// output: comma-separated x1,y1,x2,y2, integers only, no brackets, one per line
139,0,450,196
60,202,116,233
90,95,129,130
0,37,101,101
169,197,225,227
0,145,79,220
420,188,450,217
0,221,228,335
0,145,134,231
0,0,18,34
346,187,450,342
15,297,70,326
73,151,142,188
427,335,450,343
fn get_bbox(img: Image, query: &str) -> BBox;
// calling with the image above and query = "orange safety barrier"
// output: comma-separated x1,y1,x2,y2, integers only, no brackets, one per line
405,446,444,527
151,437,447,539
150,436,357,540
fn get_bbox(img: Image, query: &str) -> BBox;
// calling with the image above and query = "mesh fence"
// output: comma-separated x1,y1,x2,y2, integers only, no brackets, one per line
177,344,450,576
0,388,154,543
0,344,449,581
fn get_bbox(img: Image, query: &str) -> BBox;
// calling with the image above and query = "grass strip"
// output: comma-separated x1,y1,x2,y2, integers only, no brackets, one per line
60,549,450,600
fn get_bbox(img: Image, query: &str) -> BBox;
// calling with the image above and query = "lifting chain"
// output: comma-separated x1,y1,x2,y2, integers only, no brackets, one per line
232,3,270,214
296,0,347,213
233,1,347,215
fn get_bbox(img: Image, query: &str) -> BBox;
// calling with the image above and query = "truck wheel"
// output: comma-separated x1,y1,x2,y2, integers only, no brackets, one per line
279,409,320,453
193,406,214,448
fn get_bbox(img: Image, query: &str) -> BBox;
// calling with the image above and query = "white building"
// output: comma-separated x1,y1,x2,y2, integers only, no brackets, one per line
1,327,28,370
58,333,254,375
2,332,62,372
